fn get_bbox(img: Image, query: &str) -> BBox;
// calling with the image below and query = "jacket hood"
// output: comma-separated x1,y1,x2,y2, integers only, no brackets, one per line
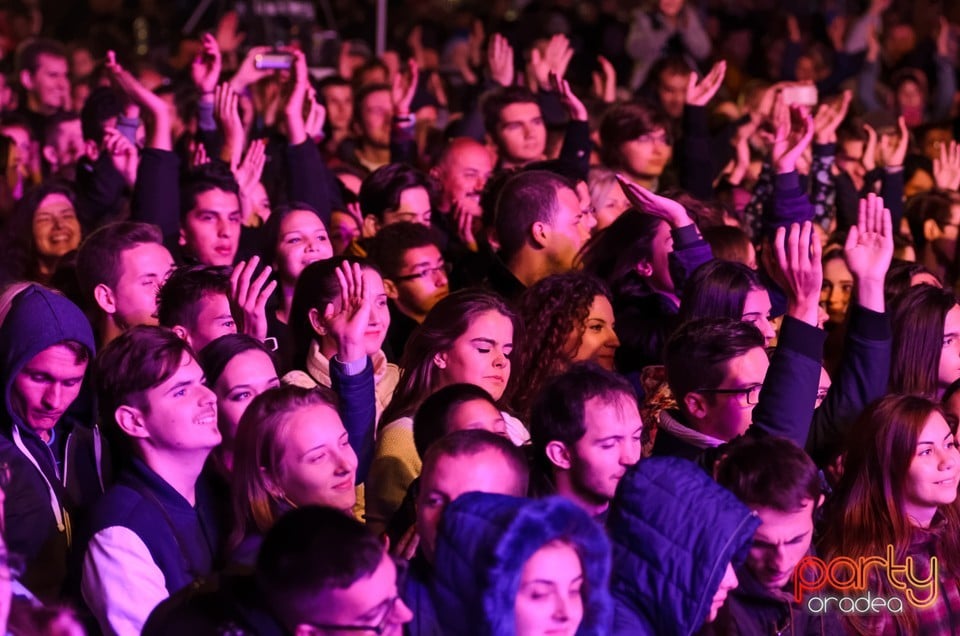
607,457,760,636
432,492,612,636
1,285,95,433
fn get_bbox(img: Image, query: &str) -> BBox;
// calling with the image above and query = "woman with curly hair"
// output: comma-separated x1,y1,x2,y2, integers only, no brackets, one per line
513,272,620,418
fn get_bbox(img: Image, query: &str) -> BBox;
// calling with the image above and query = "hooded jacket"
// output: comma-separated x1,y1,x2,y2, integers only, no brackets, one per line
431,492,612,636
0,284,103,601
706,561,842,636
607,457,760,636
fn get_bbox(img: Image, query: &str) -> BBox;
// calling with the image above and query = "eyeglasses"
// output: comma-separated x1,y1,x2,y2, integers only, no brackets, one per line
302,596,404,634
636,130,672,146
697,384,763,405
394,262,452,282
301,561,408,634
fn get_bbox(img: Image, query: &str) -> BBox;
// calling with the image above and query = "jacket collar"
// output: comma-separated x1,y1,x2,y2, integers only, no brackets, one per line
658,410,724,449
305,340,389,385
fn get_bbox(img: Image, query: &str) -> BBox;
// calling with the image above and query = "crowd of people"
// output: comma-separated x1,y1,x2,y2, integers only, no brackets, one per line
1,0,960,633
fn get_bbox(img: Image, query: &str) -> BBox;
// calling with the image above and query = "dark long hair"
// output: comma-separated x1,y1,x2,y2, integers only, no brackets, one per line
820,394,960,635
890,284,957,398
288,256,379,371
198,334,279,386
380,289,520,427
578,208,664,300
679,260,763,324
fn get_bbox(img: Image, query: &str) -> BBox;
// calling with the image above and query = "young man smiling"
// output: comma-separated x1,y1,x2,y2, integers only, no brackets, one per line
82,326,222,635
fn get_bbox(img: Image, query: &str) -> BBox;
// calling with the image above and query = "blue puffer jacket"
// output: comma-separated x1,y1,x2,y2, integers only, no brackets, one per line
432,493,612,636
607,457,760,636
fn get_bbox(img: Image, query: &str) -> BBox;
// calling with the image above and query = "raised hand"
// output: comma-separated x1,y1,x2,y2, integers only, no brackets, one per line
468,19,485,69
529,34,573,91
230,256,277,342
861,124,878,172
104,50,171,150
772,98,815,174
865,23,880,63
102,127,139,186
338,41,360,80
323,261,372,363
235,139,267,225
191,33,222,96
827,15,848,52
877,116,909,169
726,118,759,186
937,16,952,58
934,139,960,191
786,15,802,43
616,174,692,228
592,55,617,104
813,90,851,145
771,221,823,326
214,10,245,56
487,33,515,87
407,25,426,67
304,94,327,141
188,139,210,169
392,58,419,118
234,138,266,190
686,60,726,107
451,198,480,252
844,193,892,312
551,71,587,122
214,83,244,167
869,0,892,15
230,46,273,92
283,49,310,145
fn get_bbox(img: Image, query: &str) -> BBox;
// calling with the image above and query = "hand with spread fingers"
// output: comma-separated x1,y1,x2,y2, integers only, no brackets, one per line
323,261,373,364
770,221,823,326
616,174,692,228
934,140,960,191
230,256,277,342
686,60,726,107
844,193,893,313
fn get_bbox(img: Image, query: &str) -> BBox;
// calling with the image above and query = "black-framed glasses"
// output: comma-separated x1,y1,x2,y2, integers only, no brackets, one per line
301,596,405,634
394,262,452,282
300,559,408,634
697,384,763,405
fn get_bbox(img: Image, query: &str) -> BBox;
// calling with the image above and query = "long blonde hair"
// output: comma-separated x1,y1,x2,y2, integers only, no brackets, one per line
228,384,341,550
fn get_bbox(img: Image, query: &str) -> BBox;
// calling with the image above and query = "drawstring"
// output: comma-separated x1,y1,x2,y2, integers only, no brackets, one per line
93,425,105,492
11,426,70,545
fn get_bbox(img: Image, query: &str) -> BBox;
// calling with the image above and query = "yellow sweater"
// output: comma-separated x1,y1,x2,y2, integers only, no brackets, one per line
364,412,530,536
